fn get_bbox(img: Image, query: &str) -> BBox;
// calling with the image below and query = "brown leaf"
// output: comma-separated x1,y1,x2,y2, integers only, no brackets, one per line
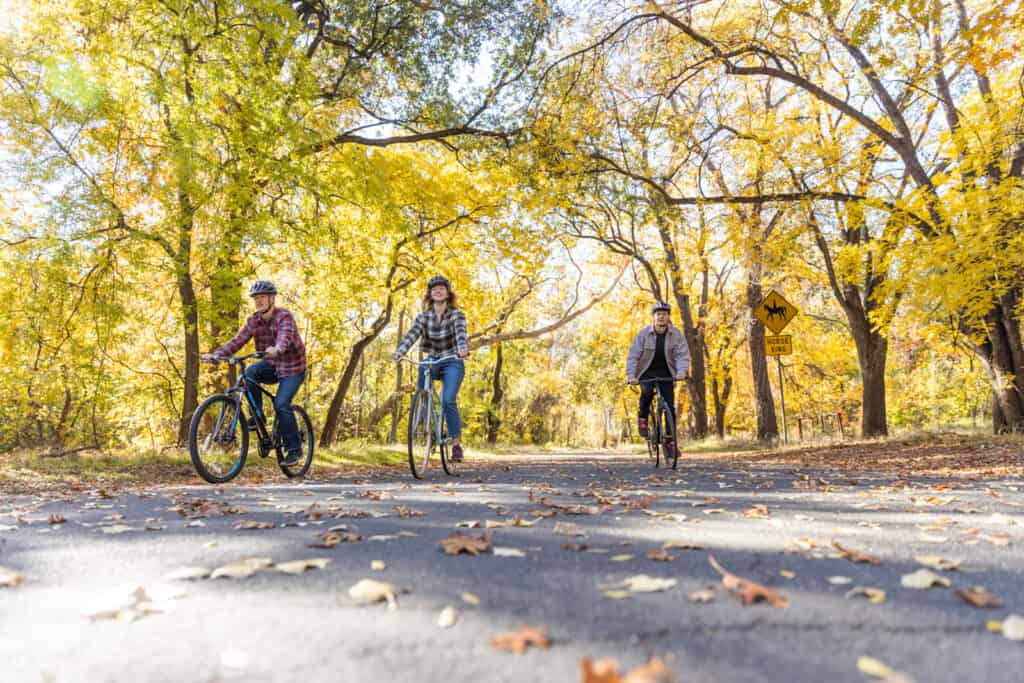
833,541,881,564
581,656,675,683
647,548,673,562
743,504,770,519
491,625,550,654
48,513,66,525
561,542,589,552
0,566,24,588
359,490,392,501
956,587,1003,609
708,554,788,607
309,531,362,548
394,506,425,518
303,503,324,520
439,532,492,556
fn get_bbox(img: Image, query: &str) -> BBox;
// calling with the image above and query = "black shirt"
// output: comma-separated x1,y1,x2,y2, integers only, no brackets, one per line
642,330,671,379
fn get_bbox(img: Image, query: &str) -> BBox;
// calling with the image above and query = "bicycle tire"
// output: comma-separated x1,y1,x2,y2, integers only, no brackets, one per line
439,409,459,476
407,390,431,479
660,402,678,469
189,394,248,484
648,409,661,468
278,405,314,478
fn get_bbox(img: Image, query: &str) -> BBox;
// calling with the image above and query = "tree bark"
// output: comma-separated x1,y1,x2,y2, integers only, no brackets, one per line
850,316,888,437
746,274,778,441
486,341,505,446
387,308,406,443
175,192,200,446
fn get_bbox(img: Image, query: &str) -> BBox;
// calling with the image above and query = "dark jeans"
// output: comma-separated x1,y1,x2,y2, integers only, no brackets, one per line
245,360,305,455
417,358,465,438
639,379,676,433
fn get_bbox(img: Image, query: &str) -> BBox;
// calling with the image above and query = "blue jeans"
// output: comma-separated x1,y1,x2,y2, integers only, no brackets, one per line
245,360,305,455
417,358,465,439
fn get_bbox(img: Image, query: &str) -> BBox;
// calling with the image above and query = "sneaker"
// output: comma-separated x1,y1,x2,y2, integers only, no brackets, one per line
450,444,464,462
638,417,649,438
280,451,301,467
664,440,677,460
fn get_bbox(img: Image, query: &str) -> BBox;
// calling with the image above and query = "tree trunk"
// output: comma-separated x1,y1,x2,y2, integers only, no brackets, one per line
747,275,778,441
320,302,393,447
175,194,199,446
388,308,406,443
848,315,889,437
711,374,732,439
975,298,1024,432
486,341,504,446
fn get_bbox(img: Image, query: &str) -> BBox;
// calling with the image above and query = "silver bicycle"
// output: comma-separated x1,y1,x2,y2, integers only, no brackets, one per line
398,354,461,479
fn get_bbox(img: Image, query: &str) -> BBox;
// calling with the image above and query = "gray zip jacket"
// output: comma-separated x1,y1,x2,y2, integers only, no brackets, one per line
626,324,691,382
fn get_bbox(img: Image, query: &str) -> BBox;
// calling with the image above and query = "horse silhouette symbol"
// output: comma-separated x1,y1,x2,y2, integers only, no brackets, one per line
765,302,787,320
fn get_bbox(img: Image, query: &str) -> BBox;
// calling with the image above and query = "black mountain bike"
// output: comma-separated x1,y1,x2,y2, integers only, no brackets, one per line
635,377,680,470
188,352,314,483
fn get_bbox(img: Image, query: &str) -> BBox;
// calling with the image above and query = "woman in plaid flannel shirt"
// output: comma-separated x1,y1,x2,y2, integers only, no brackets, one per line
392,276,469,462
202,280,307,466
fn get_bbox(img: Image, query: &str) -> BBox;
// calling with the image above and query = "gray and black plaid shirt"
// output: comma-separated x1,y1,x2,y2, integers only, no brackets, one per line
396,307,469,358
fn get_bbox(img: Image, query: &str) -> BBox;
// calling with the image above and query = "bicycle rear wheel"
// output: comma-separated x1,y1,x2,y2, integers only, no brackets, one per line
659,402,678,469
646,433,660,468
278,405,314,478
407,390,432,479
189,394,248,484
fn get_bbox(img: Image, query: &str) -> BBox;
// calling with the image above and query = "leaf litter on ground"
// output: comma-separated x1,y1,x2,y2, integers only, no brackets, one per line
580,656,675,683
491,625,551,654
708,555,788,607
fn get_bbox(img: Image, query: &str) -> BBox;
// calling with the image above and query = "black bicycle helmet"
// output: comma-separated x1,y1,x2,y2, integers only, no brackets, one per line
652,301,671,314
427,275,451,290
248,280,278,297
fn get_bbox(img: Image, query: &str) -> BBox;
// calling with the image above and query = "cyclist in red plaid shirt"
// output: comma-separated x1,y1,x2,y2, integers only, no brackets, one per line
202,280,307,466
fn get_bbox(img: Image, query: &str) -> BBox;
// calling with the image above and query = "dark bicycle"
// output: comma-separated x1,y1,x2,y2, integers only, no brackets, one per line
188,352,314,483
633,377,682,470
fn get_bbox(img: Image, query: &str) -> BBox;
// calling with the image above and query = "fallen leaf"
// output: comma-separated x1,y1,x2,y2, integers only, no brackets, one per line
210,557,273,580
900,569,950,589
234,520,275,530
608,575,677,593
603,590,633,600
1003,615,1024,640
833,541,880,564
348,578,405,610
371,560,386,571
828,576,853,585
437,605,457,628
857,655,915,683
309,531,362,548
461,592,480,606
662,540,705,550
956,587,1002,609
164,567,211,581
0,566,24,587
439,532,492,556
688,588,715,603
491,625,550,654
580,656,674,683
708,555,788,607
494,547,526,558
48,514,66,525
561,542,589,552
647,548,673,562
845,586,886,604
275,558,331,575
457,520,481,528
99,525,138,534
779,570,796,579
553,522,584,537
914,555,960,571
610,554,634,562
394,506,425,518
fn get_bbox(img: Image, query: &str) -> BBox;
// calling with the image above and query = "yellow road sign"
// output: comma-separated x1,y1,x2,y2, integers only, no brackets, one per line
765,335,792,356
754,290,798,334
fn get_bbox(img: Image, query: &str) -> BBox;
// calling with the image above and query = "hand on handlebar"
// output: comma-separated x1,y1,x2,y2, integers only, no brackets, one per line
392,351,403,362
201,353,222,363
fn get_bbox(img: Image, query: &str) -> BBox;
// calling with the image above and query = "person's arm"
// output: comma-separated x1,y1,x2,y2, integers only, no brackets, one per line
674,329,691,379
394,313,425,358
454,310,469,358
625,332,643,383
270,311,298,354
213,318,253,358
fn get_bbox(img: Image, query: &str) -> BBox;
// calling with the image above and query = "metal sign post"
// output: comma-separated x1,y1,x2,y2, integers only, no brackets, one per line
777,356,788,444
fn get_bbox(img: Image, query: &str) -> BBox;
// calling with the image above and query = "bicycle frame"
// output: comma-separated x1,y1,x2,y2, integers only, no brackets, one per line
400,354,458,446
211,352,279,445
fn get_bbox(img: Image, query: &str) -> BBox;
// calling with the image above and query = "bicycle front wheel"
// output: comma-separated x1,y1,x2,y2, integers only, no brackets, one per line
278,405,314,479
646,433,660,468
407,390,432,479
659,402,678,470
189,394,248,484
439,413,460,477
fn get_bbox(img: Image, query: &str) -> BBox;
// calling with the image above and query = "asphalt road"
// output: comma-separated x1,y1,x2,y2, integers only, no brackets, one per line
2,453,1023,682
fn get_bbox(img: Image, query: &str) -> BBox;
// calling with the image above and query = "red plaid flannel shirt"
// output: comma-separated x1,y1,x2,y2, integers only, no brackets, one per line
215,307,306,377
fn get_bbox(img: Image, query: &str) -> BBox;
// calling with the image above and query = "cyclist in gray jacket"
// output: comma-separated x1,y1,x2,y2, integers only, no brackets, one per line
626,301,690,443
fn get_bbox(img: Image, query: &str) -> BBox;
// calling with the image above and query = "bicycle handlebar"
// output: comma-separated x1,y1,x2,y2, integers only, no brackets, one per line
395,354,461,366
203,351,265,365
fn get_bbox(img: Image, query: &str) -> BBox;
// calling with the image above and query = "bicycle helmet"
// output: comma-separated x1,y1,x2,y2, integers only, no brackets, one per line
248,280,278,297
652,301,671,314
427,275,451,290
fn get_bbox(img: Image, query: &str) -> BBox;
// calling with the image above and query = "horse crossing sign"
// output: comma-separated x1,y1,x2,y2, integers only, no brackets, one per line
754,290,798,335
